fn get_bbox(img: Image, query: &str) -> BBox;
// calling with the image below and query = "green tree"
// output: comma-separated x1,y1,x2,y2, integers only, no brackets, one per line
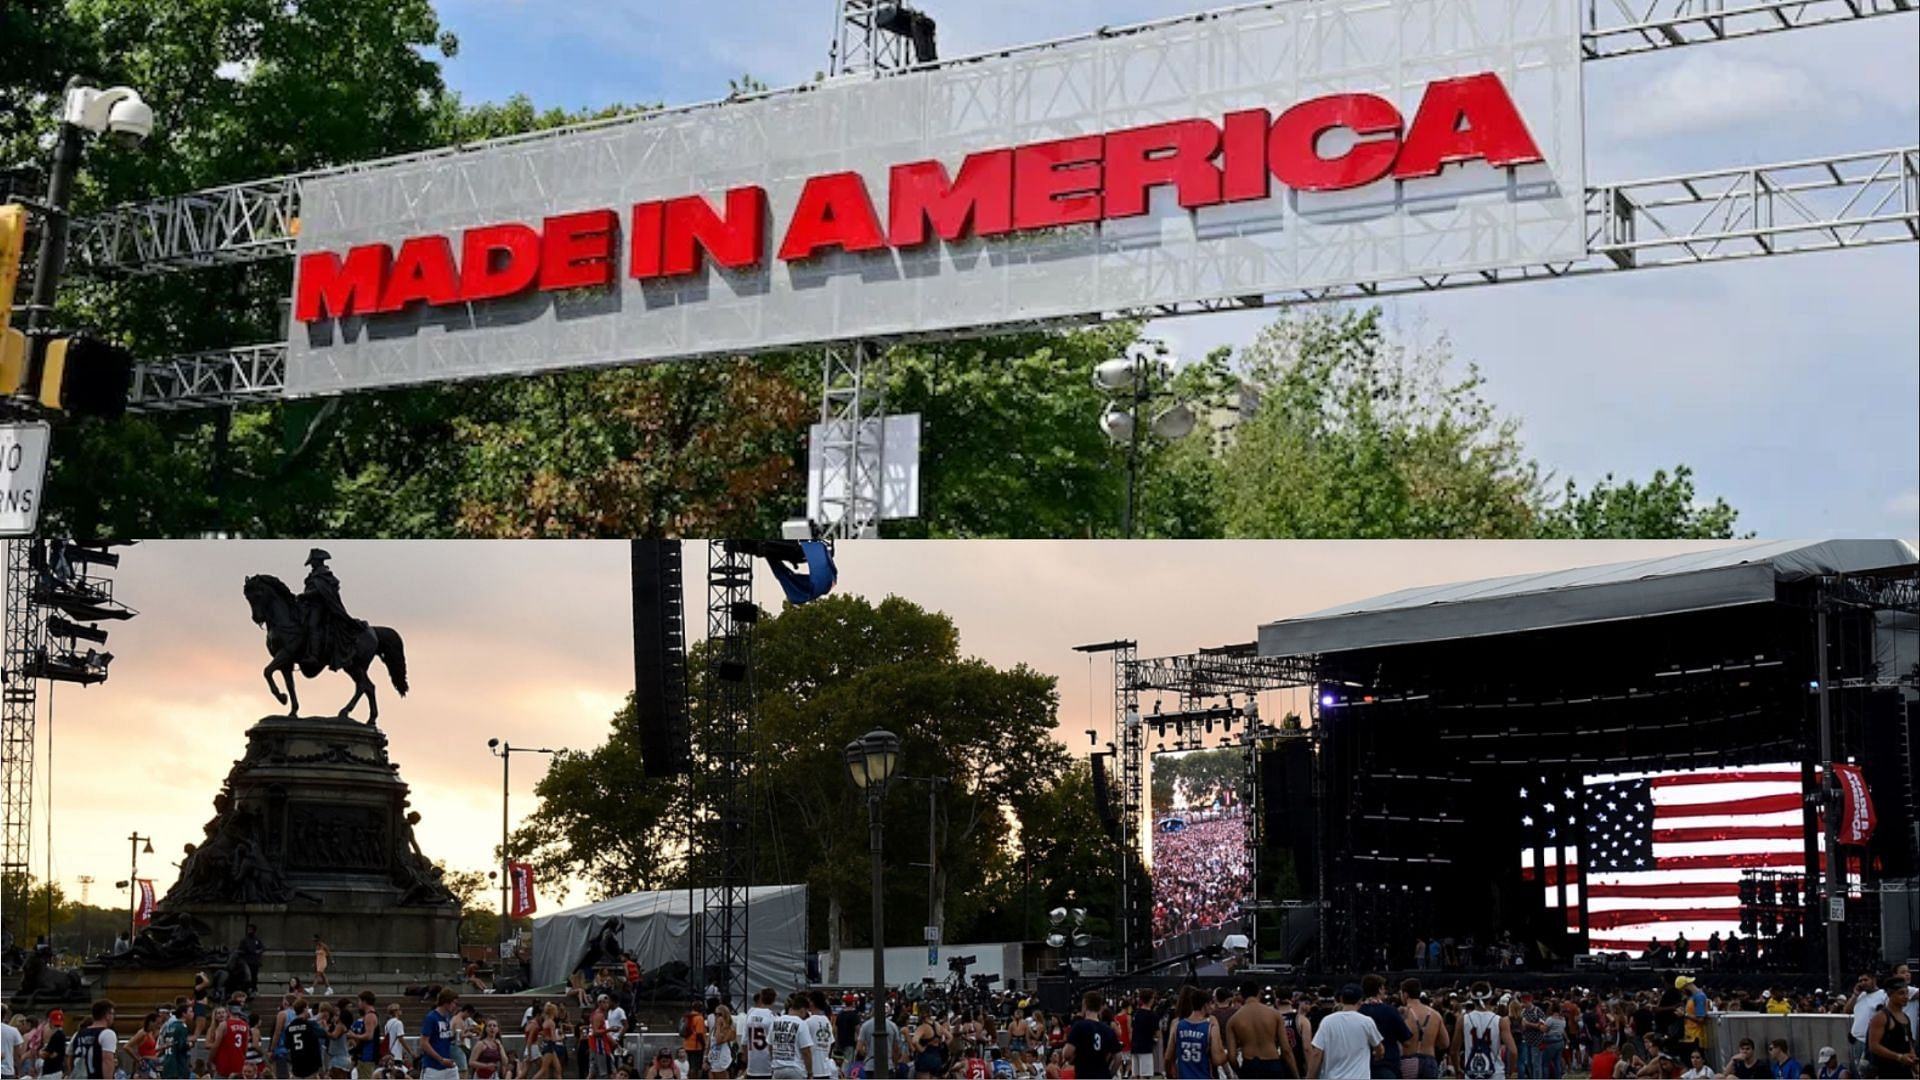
434,861,508,946
1216,308,1542,538
885,324,1141,537
1538,465,1742,539
509,591,1070,976
741,593,1065,972
511,697,685,900
976,761,1122,944
0,872,76,946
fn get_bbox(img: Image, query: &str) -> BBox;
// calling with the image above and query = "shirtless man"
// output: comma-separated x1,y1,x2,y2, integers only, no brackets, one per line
1224,983,1293,1079
1398,979,1449,1079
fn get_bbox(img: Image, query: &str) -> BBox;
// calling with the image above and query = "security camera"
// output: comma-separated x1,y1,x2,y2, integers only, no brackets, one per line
62,85,154,145
105,95,154,145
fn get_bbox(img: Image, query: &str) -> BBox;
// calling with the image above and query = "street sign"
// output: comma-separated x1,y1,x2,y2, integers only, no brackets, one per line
0,421,51,536
285,0,1585,396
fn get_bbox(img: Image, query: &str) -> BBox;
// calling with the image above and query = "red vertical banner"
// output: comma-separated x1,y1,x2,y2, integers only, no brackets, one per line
1832,763,1876,845
508,861,537,918
135,879,156,928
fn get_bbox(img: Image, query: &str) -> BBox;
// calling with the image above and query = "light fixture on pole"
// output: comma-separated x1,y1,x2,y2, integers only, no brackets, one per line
845,727,901,1077
14,81,152,413
488,738,558,962
123,831,152,938
1091,342,1195,538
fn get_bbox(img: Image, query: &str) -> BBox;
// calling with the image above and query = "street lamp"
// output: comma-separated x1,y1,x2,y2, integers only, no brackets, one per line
15,80,153,404
844,728,901,1077
1092,343,1196,538
122,831,153,939
487,739,558,962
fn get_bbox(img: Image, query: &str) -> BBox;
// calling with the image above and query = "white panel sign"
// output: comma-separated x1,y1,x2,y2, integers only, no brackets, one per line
807,413,921,523
287,0,1585,396
0,421,51,537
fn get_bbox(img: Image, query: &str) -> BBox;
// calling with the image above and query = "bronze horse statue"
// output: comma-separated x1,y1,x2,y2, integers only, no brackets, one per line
243,574,408,723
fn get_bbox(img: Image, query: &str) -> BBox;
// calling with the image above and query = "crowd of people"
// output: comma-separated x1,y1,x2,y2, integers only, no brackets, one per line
1150,811,1249,946
3,955,1917,1079
0,985,497,1080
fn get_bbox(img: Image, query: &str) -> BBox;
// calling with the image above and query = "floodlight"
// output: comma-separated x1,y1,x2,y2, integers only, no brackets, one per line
1072,933,1092,948
1099,406,1135,445
1092,358,1140,393
1150,402,1196,441
1048,907,1067,927
1046,933,1066,948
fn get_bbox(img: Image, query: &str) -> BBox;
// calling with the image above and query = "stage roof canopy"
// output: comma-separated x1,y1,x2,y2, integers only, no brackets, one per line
1259,539,1918,658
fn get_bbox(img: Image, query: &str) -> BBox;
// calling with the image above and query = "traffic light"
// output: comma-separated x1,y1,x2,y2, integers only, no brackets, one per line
39,334,133,418
1,204,25,395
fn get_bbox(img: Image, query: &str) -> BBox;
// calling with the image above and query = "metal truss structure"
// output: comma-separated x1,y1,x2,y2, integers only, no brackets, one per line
815,1,915,538
1,541,45,885
1122,643,1316,698
815,342,888,539
829,0,917,77
1580,0,1913,58
100,143,1919,412
696,542,756,1006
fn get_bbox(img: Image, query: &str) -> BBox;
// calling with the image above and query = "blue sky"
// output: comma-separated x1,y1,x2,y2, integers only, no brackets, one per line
430,0,1918,537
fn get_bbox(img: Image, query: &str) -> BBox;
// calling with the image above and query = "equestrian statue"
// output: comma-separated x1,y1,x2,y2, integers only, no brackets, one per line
243,549,409,723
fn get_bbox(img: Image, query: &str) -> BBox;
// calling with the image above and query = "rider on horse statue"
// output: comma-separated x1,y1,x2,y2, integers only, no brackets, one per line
301,549,366,672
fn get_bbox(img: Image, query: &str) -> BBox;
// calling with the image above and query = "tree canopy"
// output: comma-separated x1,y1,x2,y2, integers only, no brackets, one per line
510,591,1105,961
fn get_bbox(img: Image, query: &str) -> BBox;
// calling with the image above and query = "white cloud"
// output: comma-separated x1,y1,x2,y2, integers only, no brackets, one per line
1886,489,1920,522
1602,52,1826,141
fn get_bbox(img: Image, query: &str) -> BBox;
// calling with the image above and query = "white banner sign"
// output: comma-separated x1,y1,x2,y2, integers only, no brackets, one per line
287,0,1584,396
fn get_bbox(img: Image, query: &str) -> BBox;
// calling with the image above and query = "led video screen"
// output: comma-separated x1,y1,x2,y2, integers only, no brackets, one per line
1150,746,1250,945
1518,762,1814,952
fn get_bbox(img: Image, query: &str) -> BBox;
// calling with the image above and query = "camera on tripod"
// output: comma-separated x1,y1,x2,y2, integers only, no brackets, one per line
947,954,977,973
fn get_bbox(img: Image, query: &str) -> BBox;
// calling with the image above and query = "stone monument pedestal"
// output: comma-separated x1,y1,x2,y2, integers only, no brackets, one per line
160,715,460,990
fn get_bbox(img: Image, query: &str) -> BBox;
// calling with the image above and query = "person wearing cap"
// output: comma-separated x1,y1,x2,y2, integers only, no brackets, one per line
1812,1045,1851,1078
41,1009,68,1079
1310,984,1383,1079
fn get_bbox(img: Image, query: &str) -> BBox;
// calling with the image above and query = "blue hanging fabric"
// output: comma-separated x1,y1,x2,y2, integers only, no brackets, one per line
768,540,838,604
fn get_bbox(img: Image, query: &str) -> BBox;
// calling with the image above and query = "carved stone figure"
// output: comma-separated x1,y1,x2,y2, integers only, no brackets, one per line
243,551,409,723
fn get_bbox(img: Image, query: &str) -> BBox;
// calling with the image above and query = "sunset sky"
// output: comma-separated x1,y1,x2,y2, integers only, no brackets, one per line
34,539,1771,913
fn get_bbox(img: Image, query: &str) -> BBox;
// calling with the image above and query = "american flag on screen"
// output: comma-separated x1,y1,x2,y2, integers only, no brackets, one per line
1519,765,1818,953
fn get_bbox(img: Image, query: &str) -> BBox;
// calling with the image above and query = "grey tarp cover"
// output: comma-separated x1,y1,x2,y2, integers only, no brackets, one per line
532,884,808,992
1259,539,1918,658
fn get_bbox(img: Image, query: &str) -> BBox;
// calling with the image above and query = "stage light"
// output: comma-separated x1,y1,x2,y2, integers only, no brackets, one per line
1320,693,1337,707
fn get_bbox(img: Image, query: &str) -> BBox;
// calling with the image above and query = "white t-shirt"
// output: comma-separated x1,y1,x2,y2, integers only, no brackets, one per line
1310,1010,1382,1080
745,1007,778,1077
386,1016,407,1059
1,1021,21,1079
769,1014,813,1077
607,1006,628,1043
1852,988,1888,1041
805,1014,837,1078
